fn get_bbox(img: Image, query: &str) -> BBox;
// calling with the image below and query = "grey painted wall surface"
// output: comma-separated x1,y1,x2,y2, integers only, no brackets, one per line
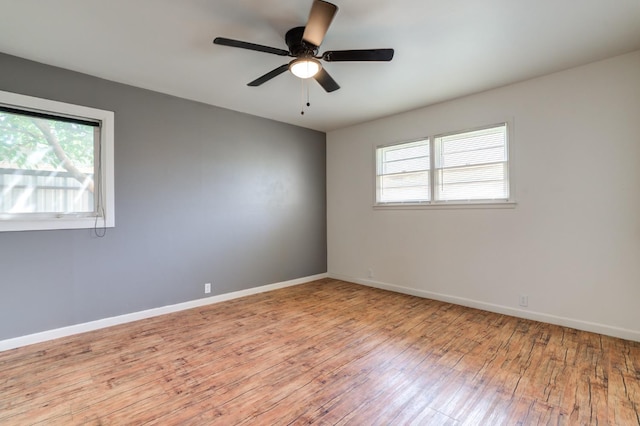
0,53,327,340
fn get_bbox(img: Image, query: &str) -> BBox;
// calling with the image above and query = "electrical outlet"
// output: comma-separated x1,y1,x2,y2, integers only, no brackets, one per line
519,294,528,307
367,269,374,279
204,283,211,294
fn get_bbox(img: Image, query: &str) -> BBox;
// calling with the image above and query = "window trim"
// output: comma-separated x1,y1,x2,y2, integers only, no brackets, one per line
374,122,516,209
0,90,115,232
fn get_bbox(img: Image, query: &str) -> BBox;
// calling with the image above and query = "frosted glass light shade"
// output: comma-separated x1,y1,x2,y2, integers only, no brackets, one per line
289,58,321,79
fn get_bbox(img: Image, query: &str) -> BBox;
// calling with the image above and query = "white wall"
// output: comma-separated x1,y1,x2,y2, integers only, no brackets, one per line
327,50,640,341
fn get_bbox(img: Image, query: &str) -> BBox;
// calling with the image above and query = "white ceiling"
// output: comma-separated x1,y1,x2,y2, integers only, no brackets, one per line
1,0,639,132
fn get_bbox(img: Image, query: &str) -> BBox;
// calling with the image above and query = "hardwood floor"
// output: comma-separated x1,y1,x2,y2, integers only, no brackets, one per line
1,279,639,425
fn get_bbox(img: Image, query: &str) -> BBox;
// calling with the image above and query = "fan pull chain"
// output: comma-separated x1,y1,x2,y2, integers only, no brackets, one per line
300,79,311,115
301,78,305,115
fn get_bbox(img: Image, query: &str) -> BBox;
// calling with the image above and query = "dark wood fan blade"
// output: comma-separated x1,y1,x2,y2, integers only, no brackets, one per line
247,64,290,86
313,68,340,92
322,49,394,62
302,0,338,47
214,37,289,56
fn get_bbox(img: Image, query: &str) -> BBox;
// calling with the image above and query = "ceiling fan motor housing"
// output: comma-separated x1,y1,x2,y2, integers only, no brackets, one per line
286,26,318,58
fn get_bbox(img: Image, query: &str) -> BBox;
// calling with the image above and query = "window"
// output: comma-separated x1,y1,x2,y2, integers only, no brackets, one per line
376,123,512,207
0,90,114,232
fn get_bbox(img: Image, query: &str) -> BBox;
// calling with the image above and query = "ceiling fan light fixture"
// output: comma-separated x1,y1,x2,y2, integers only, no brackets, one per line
289,58,321,79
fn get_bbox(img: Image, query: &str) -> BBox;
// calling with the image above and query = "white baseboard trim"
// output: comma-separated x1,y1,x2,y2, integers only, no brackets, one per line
0,273,328,352
328,273,640,343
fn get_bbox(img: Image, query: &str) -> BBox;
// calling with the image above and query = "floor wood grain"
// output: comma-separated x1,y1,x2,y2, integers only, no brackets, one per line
1,279,639,425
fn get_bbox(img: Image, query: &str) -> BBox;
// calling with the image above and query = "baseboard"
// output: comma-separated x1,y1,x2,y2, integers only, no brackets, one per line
0,273,328,352
328,273,640,343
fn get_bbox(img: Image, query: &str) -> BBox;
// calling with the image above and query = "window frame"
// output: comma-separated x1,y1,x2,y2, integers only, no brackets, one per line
374,122,515,209
0,90,115,232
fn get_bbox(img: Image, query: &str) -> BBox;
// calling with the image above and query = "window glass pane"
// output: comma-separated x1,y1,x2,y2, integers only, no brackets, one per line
440,163,505,185
441,146,505,168
384,143,429,162
0,110,95,214
440,129,505,154
377,139,430,203
438,126,506,168
379,171,430,202
435,124,509,202
437,178,507,200
437,163,508,200
383,156,429,174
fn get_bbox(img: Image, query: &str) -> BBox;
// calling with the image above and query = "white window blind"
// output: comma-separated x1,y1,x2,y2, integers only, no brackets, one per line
434,124,508,201
376,139,430,203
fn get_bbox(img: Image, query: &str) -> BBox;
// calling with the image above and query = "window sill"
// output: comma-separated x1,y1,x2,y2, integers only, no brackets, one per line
0,216,115,232
373,201,517,210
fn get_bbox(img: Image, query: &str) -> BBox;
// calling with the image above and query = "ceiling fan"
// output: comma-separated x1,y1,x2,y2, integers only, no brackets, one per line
213,0,394,93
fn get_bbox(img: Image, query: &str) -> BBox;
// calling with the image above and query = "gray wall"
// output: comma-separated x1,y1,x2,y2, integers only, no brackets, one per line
0,53,327,340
